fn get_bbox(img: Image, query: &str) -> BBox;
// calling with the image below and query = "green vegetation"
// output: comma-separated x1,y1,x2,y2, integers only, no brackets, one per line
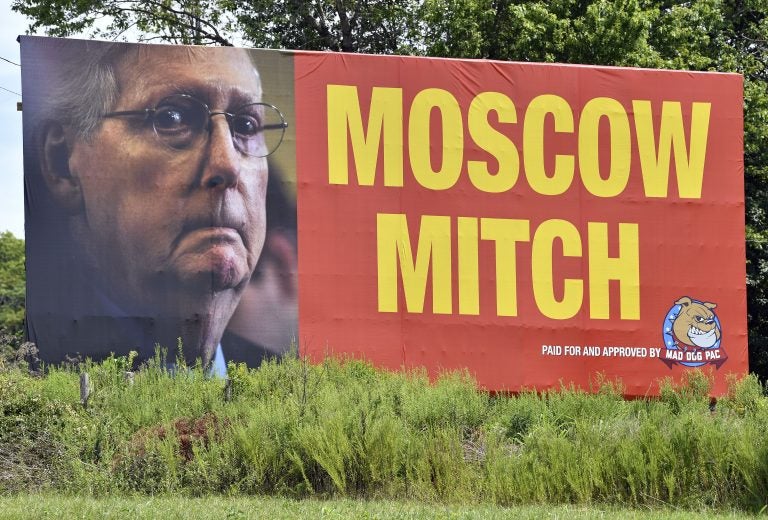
0,231,25,337
1,352,767,513
0,495,755,519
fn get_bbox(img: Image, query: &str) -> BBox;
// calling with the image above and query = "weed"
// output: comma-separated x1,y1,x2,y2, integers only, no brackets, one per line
1,350,767,512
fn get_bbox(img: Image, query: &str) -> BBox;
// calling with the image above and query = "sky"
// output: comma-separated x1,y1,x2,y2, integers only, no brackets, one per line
0,0,28,238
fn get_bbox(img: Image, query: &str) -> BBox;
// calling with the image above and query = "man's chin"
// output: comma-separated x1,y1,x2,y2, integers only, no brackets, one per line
172,245,251,293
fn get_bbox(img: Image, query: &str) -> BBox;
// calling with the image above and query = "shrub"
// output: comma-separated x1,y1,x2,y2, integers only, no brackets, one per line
2,352,768,512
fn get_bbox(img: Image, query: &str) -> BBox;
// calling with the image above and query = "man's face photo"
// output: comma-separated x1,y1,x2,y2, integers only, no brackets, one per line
22,38,297,367
64,47,268,315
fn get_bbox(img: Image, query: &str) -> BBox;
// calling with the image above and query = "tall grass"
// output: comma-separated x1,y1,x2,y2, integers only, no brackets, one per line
1,351,767,512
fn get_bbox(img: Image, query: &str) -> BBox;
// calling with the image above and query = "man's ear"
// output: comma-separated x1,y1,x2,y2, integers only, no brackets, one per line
40,121,82,214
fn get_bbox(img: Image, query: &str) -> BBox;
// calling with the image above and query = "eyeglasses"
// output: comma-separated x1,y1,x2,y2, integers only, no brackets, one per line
102,94,288,157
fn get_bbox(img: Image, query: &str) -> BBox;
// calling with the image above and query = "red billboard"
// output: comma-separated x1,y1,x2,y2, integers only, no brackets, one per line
21,37,746,395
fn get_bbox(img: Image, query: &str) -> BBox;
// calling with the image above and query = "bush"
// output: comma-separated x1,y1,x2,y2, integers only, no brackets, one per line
1,352,768,512
0,367,80,492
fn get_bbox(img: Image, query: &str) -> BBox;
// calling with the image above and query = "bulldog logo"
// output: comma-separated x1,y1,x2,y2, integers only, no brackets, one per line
660,297,727,368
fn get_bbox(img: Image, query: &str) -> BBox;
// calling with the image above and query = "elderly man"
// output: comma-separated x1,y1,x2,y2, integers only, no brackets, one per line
22,38,288,371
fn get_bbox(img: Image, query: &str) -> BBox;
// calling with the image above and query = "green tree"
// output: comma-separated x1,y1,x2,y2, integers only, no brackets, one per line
229,0,421,53
0,232,25,337
11,0,421,53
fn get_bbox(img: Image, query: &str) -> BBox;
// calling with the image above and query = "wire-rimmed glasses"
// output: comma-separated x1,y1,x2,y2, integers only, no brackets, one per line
103,94,288,157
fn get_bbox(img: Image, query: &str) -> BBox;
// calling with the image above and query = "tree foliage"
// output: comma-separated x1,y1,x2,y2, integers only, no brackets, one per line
0,232,25,337
11,0,422,52
10,0,768,377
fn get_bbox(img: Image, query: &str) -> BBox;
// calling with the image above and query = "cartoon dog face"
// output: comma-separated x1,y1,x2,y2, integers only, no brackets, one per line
672,297,721,348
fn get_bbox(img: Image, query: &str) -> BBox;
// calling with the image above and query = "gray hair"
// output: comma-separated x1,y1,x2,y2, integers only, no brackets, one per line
35,42,129,141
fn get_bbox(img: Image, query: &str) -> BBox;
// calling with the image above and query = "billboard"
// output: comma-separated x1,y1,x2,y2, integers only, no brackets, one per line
20,36,747,395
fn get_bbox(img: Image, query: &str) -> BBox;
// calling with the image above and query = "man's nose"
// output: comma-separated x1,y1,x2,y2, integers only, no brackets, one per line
201,115,241,189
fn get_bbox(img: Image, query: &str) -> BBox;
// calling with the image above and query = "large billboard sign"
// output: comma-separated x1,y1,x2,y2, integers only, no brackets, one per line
21,36,747,395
